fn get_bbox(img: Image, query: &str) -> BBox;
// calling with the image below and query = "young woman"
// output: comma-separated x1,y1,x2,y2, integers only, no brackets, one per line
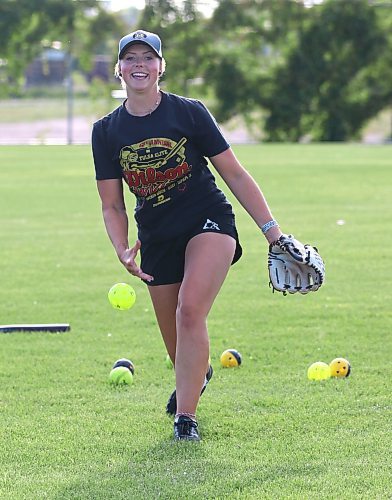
92,30,282,441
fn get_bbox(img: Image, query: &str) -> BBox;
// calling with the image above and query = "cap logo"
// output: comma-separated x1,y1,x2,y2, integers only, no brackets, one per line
133,32,147,40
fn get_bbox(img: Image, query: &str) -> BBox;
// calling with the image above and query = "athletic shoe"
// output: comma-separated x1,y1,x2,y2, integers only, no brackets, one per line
174,415,200,441
166,365,214,416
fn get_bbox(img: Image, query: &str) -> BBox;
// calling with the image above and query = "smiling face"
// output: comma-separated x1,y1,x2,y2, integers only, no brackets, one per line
119,43,162,93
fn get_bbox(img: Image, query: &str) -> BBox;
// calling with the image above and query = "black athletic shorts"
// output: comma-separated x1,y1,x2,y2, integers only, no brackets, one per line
140,212,242,286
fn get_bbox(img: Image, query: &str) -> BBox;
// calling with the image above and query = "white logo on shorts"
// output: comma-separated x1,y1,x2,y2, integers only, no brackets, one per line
203,219,220,231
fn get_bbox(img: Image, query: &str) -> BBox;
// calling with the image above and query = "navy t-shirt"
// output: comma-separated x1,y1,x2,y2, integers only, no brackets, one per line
92,91,233,242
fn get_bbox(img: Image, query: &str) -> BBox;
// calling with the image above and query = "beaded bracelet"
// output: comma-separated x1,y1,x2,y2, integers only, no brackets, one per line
261,220,279,234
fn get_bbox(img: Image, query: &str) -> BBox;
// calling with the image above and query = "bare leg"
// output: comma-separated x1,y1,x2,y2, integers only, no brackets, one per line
148,283,180,365
175,232,235,415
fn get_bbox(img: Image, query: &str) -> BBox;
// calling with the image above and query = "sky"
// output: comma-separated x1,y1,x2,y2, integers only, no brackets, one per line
109,0,145,9
108,0,218,17
109,0,324,11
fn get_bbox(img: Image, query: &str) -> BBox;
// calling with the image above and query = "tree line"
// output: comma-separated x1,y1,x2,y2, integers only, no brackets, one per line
1,0,391,141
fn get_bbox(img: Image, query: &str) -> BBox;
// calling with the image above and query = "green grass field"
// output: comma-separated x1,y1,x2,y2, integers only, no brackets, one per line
0,144,391,499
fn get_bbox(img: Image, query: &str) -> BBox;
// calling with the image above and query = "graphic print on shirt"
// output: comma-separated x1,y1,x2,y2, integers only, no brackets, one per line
119,137,191,207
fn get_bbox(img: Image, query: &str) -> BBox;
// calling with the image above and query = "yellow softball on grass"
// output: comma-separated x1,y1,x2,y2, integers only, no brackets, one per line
307,361,331,381
109,366,134,385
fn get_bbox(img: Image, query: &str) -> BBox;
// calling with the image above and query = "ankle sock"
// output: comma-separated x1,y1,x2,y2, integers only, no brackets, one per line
175,412,196,422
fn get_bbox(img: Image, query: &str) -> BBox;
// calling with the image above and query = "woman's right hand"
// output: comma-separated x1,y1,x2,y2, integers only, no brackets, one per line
119,240,154,282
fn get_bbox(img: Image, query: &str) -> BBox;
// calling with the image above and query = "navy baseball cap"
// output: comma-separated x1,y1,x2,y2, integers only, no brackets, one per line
118,30,163,60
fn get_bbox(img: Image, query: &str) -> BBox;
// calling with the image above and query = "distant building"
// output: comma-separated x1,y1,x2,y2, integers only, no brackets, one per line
25,48,66,86
86,55,115,83
25,49,115,86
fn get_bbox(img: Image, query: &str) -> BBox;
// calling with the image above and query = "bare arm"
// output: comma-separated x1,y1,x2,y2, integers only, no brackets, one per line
210,148,282,244
97,179,128,256
97,179,153,281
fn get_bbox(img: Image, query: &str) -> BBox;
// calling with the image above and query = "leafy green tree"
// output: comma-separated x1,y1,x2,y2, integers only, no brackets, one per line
0,0,124,94
202,0,309,123
262,0,391,141
137,0,210,96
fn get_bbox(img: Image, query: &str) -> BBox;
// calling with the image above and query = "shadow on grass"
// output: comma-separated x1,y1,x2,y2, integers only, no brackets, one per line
53,436,213,499
52,428,327,499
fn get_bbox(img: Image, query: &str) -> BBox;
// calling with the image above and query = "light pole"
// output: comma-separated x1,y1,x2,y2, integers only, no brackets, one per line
66,41,73,146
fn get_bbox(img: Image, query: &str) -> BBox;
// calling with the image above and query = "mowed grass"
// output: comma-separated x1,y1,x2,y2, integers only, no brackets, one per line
0,97,110,123
0,144,391,499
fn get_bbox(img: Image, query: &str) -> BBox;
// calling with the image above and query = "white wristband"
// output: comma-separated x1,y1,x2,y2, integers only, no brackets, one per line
261,220,279,234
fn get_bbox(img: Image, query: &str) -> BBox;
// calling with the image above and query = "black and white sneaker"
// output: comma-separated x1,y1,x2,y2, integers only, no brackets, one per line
166,365,214,416
174,415,200,441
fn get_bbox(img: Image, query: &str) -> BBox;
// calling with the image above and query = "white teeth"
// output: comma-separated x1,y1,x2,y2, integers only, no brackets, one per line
132,72,147,77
